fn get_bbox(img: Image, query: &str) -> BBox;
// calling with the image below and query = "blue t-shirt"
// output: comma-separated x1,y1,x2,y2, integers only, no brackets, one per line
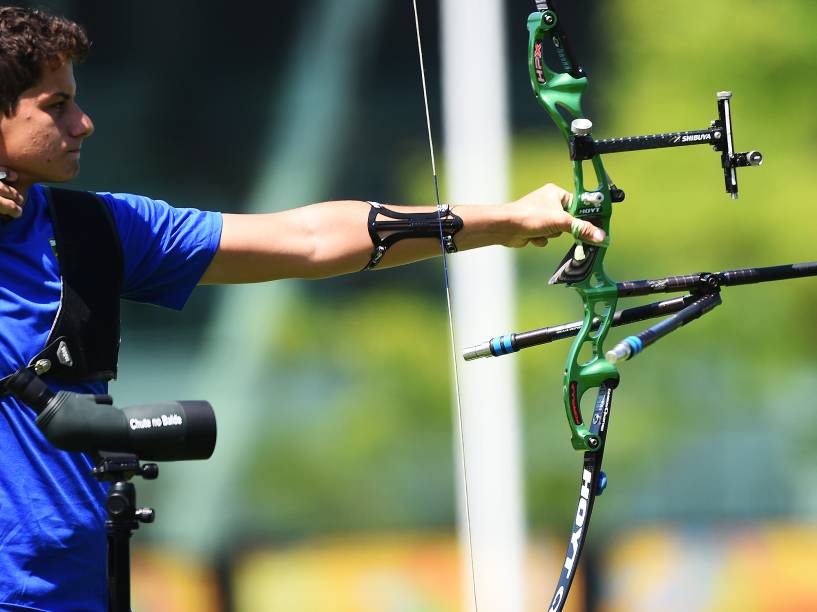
0,184,222,611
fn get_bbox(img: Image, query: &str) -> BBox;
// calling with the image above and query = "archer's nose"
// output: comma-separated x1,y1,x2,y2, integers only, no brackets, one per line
71,104,94,139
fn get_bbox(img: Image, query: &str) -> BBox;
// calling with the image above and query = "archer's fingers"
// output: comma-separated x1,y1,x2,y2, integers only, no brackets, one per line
529,236,549,248
570,217,606,244
0,168,24,218
560,189,573,210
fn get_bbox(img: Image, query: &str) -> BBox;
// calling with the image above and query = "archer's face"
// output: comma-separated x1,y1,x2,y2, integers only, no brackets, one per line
0,59,94,192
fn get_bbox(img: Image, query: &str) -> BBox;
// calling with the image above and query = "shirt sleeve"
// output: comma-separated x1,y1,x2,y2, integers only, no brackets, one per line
97,192,223,310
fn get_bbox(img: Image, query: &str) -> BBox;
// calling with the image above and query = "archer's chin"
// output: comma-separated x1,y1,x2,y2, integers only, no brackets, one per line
50,164,82,184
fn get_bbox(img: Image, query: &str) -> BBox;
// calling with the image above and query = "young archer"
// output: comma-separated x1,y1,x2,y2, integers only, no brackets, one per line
0,6,603,609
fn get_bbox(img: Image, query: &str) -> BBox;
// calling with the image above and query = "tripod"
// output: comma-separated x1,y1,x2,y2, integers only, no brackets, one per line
1,370,217,611
92,452,159,612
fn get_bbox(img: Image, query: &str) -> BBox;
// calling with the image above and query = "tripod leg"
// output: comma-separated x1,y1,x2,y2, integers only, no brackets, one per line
106,481,136,612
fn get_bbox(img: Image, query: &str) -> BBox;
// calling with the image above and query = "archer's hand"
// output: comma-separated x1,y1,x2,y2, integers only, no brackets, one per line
501,183,605,248
0,168,24,219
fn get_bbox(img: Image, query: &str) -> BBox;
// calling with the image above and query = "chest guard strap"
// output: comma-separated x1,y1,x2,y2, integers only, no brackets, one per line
2,188,124,389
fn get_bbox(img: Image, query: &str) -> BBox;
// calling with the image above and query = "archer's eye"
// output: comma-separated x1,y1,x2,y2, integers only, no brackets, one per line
48,100,68,114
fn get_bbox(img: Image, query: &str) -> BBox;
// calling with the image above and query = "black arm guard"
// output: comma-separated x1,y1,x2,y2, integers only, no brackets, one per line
363,202,464,270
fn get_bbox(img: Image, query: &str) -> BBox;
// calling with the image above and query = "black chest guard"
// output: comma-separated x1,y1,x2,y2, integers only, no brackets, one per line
1,187,124,390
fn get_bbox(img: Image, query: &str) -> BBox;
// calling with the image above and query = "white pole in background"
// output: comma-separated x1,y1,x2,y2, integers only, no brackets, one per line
440,1,527,610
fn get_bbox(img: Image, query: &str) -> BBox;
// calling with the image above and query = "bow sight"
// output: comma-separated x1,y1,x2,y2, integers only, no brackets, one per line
568,91,763,199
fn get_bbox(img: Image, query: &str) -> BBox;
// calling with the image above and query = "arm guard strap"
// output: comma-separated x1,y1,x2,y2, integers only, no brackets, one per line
363,202,464,270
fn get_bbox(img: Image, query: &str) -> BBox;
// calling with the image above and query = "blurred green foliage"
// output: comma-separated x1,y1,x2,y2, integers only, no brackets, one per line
244,289,457,535
243,0,817,535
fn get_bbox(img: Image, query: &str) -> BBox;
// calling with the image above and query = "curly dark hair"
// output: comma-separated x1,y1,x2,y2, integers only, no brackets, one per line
0,6,89,116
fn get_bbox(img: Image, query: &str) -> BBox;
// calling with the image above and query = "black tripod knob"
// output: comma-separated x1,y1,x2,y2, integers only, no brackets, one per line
140,463,159,480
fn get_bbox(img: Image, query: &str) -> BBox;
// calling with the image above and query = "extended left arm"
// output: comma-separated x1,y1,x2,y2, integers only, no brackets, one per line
200,184,605,284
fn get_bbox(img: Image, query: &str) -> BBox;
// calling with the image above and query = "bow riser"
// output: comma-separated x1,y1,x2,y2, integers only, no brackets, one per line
528,10,620,451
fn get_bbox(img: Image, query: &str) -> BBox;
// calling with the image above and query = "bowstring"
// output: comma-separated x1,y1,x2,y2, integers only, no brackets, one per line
411,2,479,610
